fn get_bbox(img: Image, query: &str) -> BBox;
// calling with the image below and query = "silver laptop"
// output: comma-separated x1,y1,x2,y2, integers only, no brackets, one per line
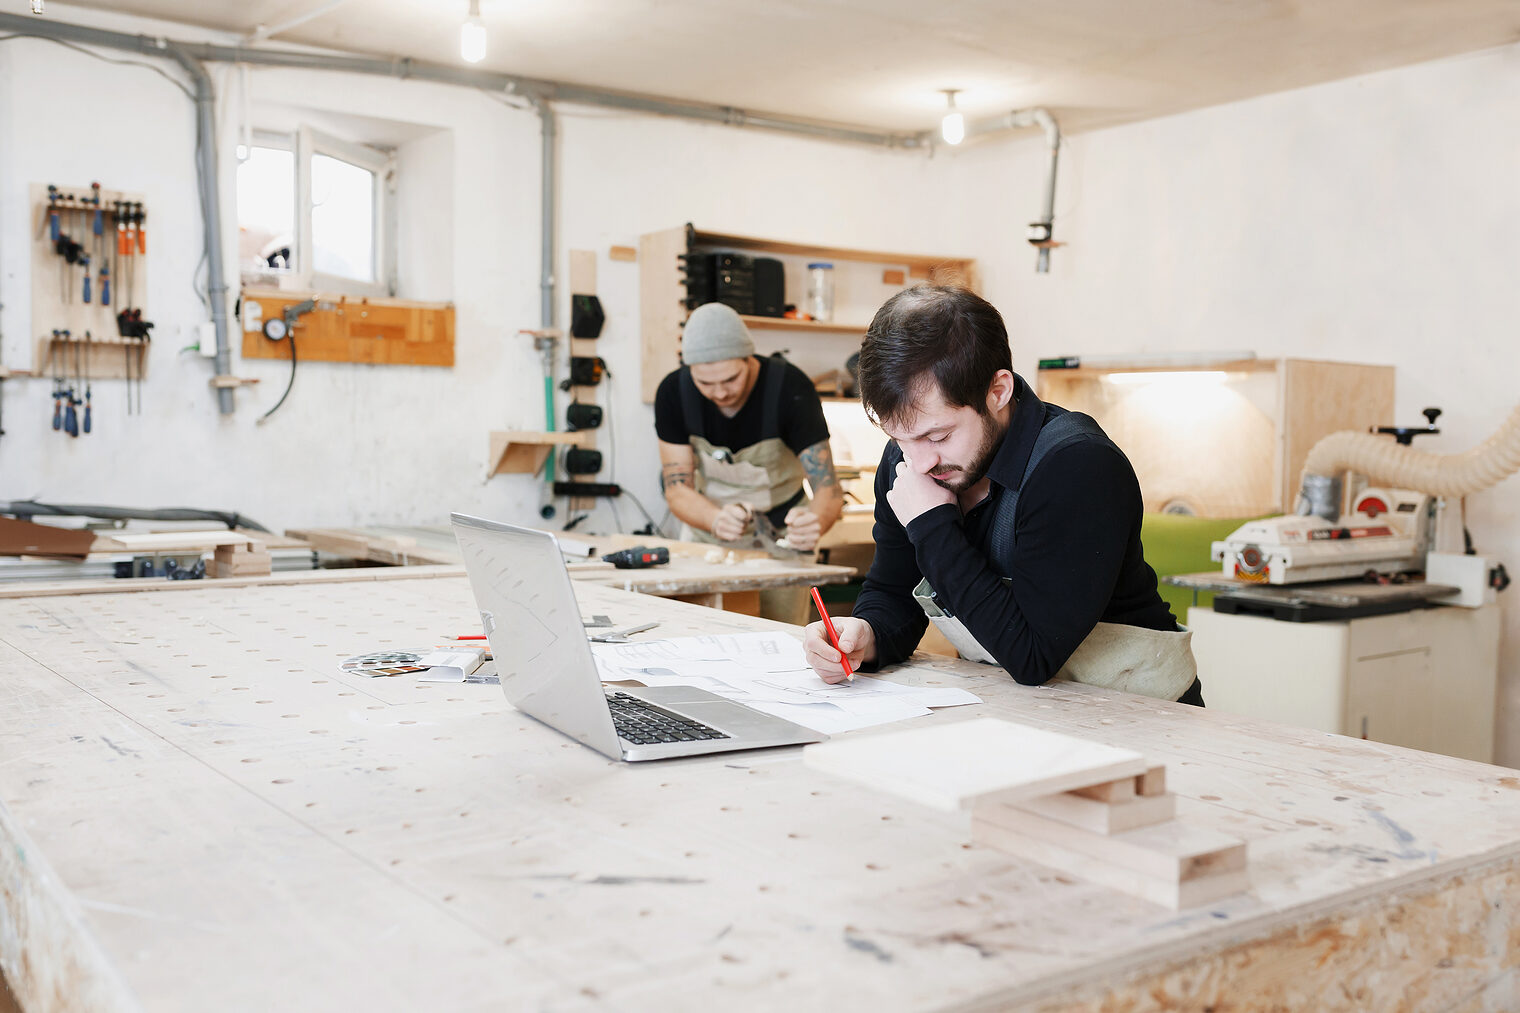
450,513,826,761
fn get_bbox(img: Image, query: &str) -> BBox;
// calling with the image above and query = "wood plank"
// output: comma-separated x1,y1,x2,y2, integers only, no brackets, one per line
691,228,973,271
568,249,597,295
608,245,637,263
1279,358,1396,514
0,564,467,599
1002,790,1177,835
239,287,455,367
96,530,266,551
803,718,1148,812
975,805,1246,883
972,815,1250,911
639,226,690,403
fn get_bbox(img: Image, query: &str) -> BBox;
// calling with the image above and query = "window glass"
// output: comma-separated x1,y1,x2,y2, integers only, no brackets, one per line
236,145,295,274
311,154,375,282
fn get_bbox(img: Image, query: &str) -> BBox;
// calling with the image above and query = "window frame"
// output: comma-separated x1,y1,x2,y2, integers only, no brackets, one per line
237,127,396,297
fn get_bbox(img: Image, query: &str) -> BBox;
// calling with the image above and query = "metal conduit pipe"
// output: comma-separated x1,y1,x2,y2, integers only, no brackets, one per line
163,42,235,414
0,13,927,150
968,107,1062,272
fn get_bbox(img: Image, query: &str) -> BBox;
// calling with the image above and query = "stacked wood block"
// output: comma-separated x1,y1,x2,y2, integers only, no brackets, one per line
804,718,1247,910
211,539,271,578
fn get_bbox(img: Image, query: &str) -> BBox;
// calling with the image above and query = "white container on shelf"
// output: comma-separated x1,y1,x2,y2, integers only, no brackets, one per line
805,262,835,322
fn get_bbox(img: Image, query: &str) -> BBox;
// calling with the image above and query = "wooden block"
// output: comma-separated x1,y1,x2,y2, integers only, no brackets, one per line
1138,765,1166,797
908,264,932,280
882,269,905,285
999,790,1177,835
569,249,597,295
1071,777,1136,803
803,718,1147,812
608,245,637,262
972,815,1249,910
975,805,1246,883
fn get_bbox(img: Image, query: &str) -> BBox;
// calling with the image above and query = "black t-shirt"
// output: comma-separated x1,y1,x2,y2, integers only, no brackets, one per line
654,355,829,456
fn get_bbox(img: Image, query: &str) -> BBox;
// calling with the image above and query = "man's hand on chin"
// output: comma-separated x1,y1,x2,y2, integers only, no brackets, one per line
886,455,956,526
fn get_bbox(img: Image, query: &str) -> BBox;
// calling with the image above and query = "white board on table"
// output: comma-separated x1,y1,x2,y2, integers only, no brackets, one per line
803,717,1147,811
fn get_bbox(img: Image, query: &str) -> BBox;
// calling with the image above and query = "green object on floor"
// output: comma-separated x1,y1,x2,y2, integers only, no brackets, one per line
1141,512,1277,624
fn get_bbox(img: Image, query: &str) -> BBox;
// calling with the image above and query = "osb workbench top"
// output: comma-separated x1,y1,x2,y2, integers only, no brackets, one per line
2,576,1518,1011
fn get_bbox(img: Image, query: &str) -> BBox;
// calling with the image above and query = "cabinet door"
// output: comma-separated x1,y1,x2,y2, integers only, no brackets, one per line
1344,648,1434,753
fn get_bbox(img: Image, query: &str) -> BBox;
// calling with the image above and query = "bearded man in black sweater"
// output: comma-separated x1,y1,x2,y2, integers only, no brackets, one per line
801,286,1203,706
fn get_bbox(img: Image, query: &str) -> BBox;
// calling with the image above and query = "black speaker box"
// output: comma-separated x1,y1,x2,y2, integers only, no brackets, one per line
752,257,784,317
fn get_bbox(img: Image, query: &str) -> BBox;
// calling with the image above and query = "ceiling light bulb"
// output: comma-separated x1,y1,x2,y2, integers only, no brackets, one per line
940,89,964,145
460,0,486,63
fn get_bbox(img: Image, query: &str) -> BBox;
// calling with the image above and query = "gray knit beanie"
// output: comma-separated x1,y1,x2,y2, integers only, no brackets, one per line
682,303,756,364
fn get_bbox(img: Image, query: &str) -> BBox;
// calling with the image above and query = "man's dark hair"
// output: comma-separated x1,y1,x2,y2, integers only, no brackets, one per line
857,286,1013,427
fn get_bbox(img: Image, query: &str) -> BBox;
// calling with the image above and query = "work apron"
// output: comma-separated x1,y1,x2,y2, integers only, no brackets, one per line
913,578,1197,701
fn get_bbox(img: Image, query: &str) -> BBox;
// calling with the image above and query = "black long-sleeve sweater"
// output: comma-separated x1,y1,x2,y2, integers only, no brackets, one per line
851,375,1179,685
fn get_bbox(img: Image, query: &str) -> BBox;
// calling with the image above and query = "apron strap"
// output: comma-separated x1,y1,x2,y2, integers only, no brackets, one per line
758,354,787,441
987,408,1108,567
677,366,706,441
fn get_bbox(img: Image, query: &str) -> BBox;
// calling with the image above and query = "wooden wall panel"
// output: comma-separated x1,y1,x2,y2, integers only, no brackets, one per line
240,288,454,367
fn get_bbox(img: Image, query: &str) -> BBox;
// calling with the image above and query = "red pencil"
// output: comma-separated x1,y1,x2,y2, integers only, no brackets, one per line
810,586,853,681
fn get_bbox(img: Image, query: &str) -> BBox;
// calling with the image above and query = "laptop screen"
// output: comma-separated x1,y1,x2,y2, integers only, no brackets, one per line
450,513,623,758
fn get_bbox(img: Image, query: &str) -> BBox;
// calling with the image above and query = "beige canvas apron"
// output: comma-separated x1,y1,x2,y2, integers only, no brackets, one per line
914,577,1197,701
683,433,809,551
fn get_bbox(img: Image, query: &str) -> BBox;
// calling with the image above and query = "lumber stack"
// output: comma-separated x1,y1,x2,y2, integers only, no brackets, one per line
804,718,1247,910
211,538,271,578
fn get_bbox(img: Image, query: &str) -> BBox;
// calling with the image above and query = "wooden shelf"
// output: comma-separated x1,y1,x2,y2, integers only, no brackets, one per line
1035,358,1273,381
487,430,591,477
691,229,973,272
640,224,978,402
738,315,865,335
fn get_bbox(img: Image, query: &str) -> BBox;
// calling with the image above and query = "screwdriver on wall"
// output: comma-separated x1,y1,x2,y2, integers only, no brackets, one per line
49,332,63,431
82,331,92,435
82,254,91,303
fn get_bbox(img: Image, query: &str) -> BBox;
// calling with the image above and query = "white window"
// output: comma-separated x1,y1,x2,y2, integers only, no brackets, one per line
236,127,395,296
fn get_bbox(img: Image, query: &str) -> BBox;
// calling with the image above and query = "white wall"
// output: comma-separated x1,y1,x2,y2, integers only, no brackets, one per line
938,42,1520,763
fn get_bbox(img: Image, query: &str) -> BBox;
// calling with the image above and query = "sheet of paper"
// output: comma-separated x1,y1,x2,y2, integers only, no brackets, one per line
589,633,980,733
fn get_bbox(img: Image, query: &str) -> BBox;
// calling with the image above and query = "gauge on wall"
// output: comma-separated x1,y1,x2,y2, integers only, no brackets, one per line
262,316,289,341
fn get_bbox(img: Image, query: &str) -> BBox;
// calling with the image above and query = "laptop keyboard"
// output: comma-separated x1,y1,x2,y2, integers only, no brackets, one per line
605,692,730,745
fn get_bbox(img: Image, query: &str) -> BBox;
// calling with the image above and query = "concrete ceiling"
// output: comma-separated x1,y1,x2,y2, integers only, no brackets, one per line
51,0,1520,135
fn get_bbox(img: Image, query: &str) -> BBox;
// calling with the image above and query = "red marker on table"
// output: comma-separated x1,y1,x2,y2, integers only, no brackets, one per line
810,585,853,682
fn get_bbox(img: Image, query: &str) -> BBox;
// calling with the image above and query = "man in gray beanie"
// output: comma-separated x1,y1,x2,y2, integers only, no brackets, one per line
654,302,843,555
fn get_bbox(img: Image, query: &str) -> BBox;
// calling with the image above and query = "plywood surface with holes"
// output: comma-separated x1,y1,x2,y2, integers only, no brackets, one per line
239,287,454,366
4,579,1520,1011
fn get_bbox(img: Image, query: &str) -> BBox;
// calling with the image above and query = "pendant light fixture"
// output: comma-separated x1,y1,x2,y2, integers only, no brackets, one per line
940,89,964,145
460,0,486,63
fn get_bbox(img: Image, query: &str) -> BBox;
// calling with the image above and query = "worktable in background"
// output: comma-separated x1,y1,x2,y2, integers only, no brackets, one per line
290,525,856,613
3,576,1518,1010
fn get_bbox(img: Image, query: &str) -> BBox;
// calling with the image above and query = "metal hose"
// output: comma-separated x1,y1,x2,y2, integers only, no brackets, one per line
1298,403,1520,508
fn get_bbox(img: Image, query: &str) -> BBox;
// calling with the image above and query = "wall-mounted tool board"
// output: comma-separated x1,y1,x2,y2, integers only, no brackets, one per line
240,286,455,366
30,182,149,381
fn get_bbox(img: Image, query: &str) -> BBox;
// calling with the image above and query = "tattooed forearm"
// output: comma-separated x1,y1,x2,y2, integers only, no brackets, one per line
798,440,838,491
661,462,694,491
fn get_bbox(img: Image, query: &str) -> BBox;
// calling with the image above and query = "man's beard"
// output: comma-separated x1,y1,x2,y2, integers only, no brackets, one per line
931,413,1007,492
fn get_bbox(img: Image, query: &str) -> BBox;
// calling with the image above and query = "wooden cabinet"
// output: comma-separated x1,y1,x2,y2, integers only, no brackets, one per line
1037,358,1395,517
639,225,977,402
1187,603,1500,763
